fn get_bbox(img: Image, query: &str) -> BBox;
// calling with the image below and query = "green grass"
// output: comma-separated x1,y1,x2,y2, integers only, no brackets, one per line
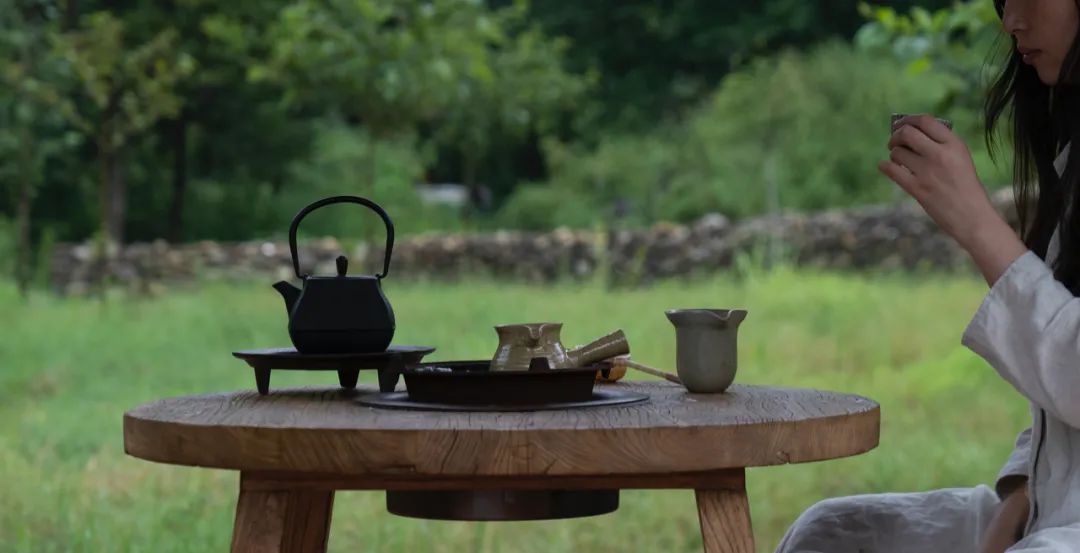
0,266,1030,552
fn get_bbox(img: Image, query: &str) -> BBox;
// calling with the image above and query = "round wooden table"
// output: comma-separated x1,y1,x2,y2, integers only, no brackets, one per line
123,382,879,553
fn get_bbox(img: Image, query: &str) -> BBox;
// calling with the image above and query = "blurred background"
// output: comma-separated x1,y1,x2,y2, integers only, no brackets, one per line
1,1,1033,552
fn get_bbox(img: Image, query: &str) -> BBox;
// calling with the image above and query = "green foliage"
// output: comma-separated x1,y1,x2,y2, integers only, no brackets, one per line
514,0,955,131
0,1,76,290
687,41,951,214
1,0,1000,257
854,0,1012,186
428,6,590,192
494,182,596,230
281,121,465,239
854,0,1003,99
523,130,684,226
260,0,584,137
0,217,13,276
171,120,463,242
53,12,195,151
517,41,961,226
260,0,588,208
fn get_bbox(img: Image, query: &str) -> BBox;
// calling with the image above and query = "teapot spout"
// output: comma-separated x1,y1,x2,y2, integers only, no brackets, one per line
566,329,630,367
272,280,302,314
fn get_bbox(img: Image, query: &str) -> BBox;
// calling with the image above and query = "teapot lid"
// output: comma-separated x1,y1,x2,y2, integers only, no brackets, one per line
304,255,378,281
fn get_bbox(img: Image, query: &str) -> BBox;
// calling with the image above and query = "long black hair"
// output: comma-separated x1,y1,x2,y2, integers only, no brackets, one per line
986,0,1080,293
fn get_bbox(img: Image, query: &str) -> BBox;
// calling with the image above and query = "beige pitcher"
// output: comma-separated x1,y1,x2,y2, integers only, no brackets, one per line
490,323,630,372
665,309,748,393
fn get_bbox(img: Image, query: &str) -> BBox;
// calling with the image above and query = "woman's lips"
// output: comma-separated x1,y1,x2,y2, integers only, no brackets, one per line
1020,48,1042,64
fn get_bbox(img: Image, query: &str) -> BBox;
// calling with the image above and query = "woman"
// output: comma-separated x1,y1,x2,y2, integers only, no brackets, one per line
776,0,1080,552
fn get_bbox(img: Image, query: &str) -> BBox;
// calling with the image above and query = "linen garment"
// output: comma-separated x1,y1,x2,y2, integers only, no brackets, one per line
777,145,1079,553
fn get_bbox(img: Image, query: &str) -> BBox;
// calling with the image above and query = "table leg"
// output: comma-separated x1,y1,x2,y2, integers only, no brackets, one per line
695,475,754,553
231,475,335,553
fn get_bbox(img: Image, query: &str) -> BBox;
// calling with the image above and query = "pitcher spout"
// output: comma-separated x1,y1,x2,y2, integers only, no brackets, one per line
716,309,748,327
273,280,302,314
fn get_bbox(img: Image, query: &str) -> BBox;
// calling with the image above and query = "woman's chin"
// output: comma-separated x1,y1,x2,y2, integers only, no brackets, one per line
1037,69,1058,86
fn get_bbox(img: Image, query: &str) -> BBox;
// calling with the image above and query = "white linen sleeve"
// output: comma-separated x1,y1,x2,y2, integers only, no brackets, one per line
994,426,1030,498
961,251,1080,428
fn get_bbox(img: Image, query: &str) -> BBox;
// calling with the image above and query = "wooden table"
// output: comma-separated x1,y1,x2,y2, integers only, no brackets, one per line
123,382,879,553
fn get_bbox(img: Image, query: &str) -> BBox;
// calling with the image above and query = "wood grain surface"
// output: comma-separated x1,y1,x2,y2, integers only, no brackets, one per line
230,487,334,553
124,382,879,477
696,485,755,553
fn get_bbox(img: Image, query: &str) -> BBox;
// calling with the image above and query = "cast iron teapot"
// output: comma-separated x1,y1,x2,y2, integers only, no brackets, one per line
273,195,396,354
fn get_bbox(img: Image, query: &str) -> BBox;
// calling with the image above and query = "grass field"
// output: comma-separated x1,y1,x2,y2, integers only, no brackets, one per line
0,266,1031,552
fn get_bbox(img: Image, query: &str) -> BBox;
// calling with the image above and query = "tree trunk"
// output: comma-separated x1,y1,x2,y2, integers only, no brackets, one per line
362,137,378,243
167,114,188,243
463,154,478,217
763,151,780,268
14,170,32,296
97,141,126,252
99,141,109,245
105,147,126,245
63,0,79,30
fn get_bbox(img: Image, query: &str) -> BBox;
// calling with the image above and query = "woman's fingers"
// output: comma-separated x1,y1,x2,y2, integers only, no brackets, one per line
878,159,918,194
894,114,952,144
889,146,923,176
888,123,939,157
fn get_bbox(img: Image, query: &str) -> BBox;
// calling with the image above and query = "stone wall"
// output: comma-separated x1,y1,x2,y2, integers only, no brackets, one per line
49,189,1018,294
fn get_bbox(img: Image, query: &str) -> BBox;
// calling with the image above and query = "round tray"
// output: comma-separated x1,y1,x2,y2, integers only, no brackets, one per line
357,388,648,412
232,345,436,394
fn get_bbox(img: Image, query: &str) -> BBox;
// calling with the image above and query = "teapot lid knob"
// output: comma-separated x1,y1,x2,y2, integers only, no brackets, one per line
336,255,348,277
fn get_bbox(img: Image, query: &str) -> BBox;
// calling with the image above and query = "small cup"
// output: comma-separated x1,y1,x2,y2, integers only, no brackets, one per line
891,113,953,131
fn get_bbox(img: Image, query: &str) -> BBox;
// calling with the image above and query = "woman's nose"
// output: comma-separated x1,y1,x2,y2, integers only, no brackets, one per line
1001,0,1027,34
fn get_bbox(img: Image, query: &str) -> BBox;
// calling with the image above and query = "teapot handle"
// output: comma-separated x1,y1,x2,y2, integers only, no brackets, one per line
287,195,395,280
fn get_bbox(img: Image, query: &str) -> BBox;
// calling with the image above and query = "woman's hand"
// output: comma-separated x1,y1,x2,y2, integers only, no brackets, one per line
979,485,1030,553
879,114,1028,285
879,114,994,248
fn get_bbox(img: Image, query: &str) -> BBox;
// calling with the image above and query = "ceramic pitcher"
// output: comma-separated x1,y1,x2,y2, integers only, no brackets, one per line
665,309,748,393
490,323,629,372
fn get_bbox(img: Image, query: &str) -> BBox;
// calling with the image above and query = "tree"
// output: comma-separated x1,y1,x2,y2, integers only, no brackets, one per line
425,3,587,210
113,0,302,242
854,1,1003,119
52,11,193,247
504,0,957,132
0,0,72,293
260,0,586,218
853,0,1011,186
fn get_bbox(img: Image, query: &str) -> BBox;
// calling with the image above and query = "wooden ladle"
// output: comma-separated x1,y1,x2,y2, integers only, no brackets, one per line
609,357,682,385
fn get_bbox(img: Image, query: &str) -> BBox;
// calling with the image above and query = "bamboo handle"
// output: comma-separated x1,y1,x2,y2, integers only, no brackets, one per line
612,357,682,385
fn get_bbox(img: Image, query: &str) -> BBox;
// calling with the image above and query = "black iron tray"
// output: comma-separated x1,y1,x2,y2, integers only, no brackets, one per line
404,360,600,404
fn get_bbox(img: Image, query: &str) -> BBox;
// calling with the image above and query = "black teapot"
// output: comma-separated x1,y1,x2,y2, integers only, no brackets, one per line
272,196,396,354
